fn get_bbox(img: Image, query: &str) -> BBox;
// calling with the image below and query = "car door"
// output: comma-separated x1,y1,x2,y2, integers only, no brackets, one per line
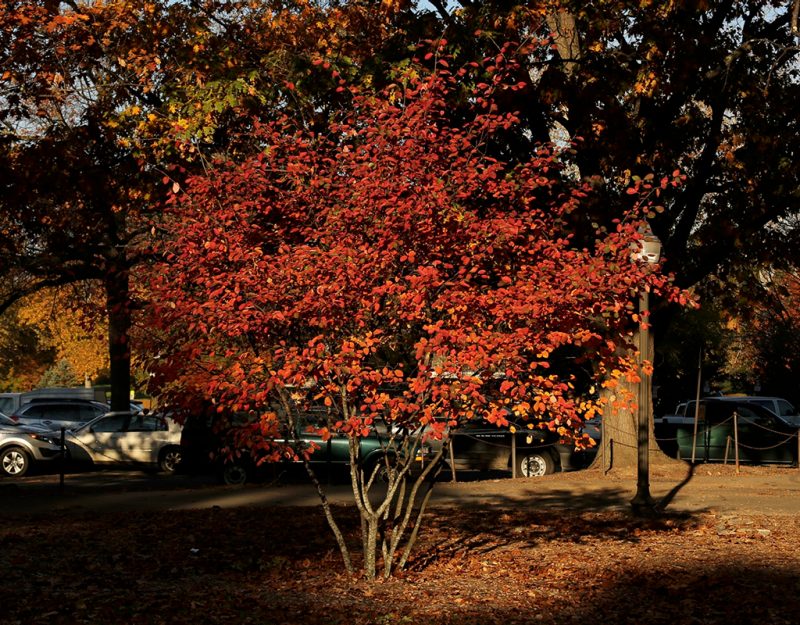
73,413,132,464
451,421,510,471
676,402,710,461
120,414,169,463
297,410,350,466
703,403,738,461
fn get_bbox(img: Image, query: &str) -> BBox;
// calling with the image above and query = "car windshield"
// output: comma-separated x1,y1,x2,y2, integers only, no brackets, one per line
72,416,101,434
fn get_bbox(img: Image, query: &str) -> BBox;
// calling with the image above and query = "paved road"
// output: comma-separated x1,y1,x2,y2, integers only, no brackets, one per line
3,465,800,517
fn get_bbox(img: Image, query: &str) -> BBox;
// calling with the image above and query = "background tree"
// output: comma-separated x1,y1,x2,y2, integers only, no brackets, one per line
0,0,403,404
3,1,794,464
0,306,54,392
0,0,192,407
36,359,81,389
14,286,108,388
718,268,800,405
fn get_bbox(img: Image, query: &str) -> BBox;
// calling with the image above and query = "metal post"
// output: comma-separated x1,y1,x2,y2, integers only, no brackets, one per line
448,442,457,483
724,436,731,465
327,439,332,485
631,291,655,511
604,438,614,474
691,349,702,464
601,421,606,472
733,410,740,474
511,433,517,478
59,427,66,491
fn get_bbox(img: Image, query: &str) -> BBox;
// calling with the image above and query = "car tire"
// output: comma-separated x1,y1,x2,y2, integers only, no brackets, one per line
516,450,555,478
222,462,249,486
158,446,183,474
363,454,396,483
1,446,31,478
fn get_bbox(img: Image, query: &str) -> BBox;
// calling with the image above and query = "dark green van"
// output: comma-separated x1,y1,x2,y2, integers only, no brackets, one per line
672,399,799,465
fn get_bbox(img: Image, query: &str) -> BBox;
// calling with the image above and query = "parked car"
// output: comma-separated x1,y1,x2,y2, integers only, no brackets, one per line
0,412,63,477
181,409,410,485
656,396,800,456
11,398,111,430
728,396,799,426
662,399,800,465
63,411,183,473
663,396,798,422
440,416,600,478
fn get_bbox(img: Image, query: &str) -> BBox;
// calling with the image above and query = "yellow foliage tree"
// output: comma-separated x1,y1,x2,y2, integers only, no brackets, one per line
15,286,108,386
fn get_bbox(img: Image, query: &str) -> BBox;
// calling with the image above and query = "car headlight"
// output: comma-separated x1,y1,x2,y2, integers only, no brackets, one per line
29,433,60,446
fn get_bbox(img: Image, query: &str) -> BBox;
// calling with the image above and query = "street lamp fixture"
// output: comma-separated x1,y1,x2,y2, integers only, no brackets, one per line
630,224,662,513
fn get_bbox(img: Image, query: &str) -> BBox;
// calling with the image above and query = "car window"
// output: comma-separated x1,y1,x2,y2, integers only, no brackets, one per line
78,405,105,421
20,406,47,419
128,415,165,432
749,399,774,412
47,406,82,422
737,406,776,429
704,403,731,421
298,408,331,431
686,403,705,419
91,414,129,433
777,400,796,417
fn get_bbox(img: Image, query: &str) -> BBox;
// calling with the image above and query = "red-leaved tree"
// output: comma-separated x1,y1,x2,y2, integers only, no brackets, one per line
144,43,681,579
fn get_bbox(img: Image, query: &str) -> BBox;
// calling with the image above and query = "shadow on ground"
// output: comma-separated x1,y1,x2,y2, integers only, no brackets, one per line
0,501,792,625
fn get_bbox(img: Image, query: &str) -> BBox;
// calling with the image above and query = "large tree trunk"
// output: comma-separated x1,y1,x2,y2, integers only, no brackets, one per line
545,10,581,79
106,267,131,412
593,324,678,473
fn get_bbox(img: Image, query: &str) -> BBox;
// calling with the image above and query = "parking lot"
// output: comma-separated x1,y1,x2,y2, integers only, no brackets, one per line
4,463,800,517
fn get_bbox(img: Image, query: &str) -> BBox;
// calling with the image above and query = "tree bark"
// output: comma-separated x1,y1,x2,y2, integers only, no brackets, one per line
593,328,678,473
105,268,131,412
546,10,582,79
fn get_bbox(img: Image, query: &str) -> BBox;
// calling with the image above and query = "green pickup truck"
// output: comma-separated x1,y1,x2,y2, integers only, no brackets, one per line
180,410,401,485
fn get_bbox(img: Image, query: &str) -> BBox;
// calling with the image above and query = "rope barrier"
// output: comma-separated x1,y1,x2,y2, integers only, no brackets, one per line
600,413,800,468
732,434,797,451
659,410,800,468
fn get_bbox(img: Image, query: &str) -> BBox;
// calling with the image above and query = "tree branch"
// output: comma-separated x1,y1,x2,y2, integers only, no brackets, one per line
428,0,456,29
0,273,98,316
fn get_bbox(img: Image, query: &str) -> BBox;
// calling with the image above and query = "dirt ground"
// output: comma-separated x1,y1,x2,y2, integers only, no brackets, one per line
3,461,800,516
2,464,800,625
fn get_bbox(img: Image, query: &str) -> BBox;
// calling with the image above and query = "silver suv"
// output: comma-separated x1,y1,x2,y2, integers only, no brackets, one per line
11,399,109,430
0,413,63,477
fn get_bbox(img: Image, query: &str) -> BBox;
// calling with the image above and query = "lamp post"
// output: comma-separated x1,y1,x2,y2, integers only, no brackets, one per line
630,225,662,512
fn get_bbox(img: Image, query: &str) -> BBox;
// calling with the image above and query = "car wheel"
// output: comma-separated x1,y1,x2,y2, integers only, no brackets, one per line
1,446,30,478
158,446,182,474
516,450,555,478
222,463,249,485
363,454,397,483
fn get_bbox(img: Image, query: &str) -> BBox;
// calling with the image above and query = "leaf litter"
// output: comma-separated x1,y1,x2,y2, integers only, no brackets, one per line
1,498,800,625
